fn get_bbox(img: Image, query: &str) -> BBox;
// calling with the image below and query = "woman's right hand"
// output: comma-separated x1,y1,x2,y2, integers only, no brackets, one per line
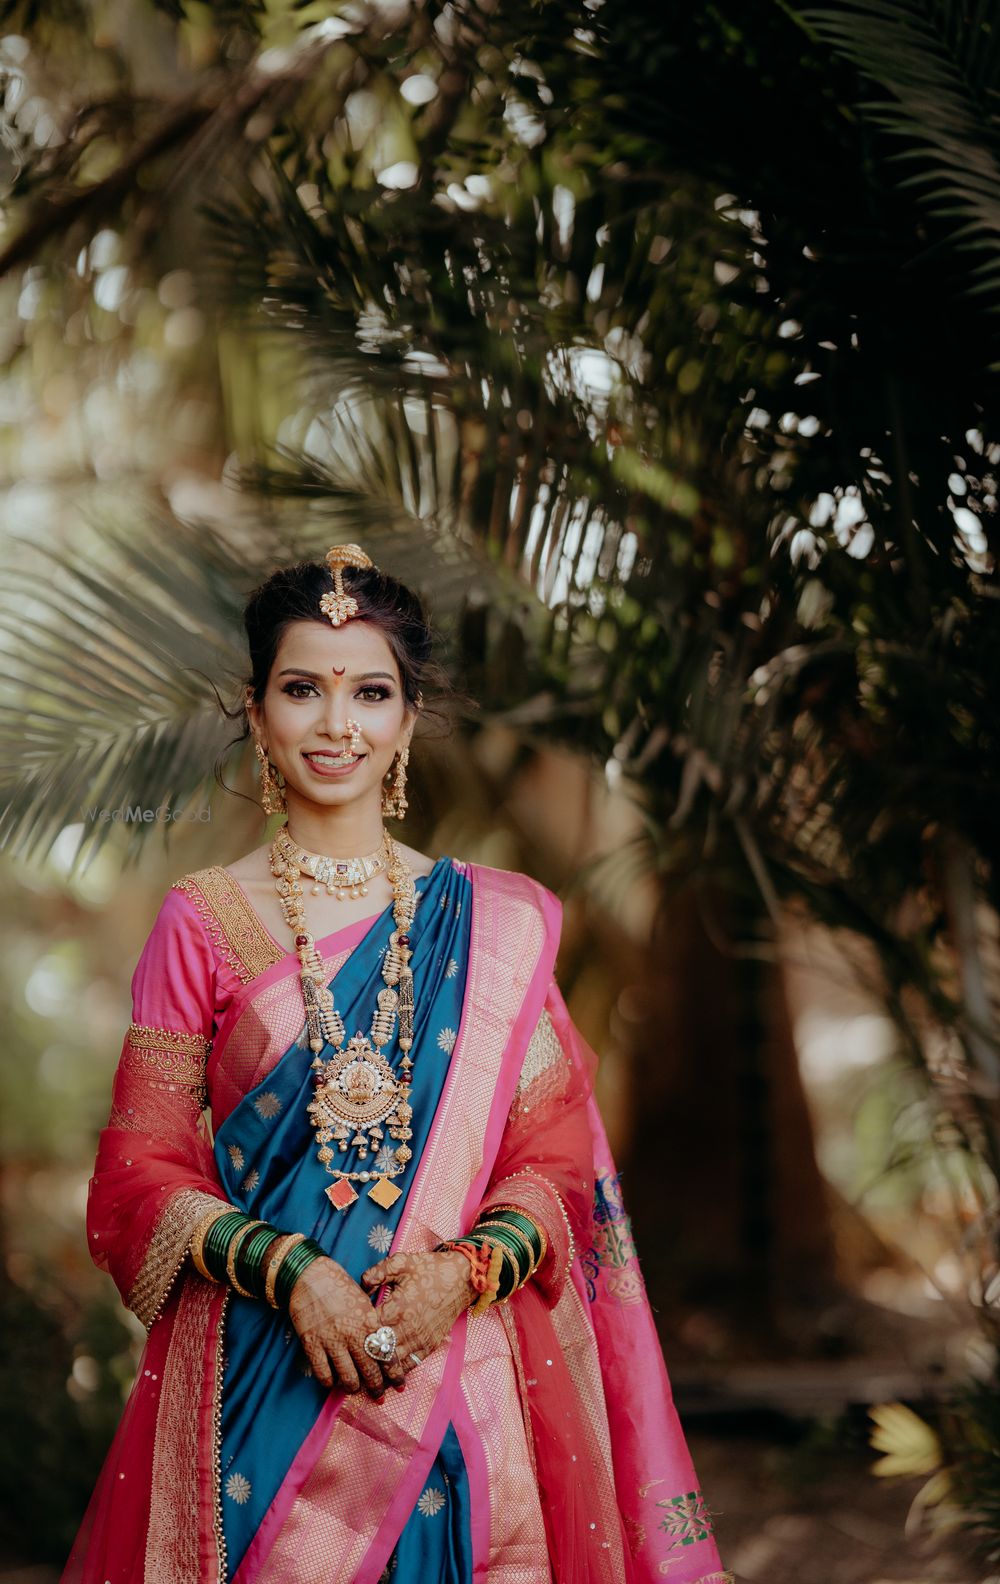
287,1256,405,1397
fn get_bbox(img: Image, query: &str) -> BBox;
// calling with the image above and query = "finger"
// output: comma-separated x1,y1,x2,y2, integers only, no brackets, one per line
361,1254,410,1290
371,1292,403,1331
353,1341,389,1398
330,1344,361,1395
302,1334,334,1390
381,1348,405,1389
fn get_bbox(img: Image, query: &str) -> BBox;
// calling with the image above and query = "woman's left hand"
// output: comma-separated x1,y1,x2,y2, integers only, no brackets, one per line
360,1249,474,1371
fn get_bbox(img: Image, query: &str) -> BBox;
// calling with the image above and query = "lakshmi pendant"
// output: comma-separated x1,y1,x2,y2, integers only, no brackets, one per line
309,1033,401,1139
309,1032,414,1210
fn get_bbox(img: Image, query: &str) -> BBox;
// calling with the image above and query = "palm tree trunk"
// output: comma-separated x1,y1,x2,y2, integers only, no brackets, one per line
625,881,836,1353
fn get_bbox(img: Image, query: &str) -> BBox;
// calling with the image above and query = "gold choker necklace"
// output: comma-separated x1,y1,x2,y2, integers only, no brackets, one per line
278,831,387,899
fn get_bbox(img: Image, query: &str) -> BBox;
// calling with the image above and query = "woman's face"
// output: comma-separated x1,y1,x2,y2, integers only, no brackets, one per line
249,618,415,819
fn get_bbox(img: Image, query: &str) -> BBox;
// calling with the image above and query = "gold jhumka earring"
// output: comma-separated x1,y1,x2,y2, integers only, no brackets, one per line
246,686,287,817
382,745,409,821
254,739,287,816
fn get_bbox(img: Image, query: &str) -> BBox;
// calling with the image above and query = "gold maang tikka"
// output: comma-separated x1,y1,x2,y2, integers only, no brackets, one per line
321,544,374,627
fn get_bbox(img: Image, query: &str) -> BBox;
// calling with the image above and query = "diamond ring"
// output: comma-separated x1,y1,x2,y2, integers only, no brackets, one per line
363,1325,398,1363
409,1352,423,1366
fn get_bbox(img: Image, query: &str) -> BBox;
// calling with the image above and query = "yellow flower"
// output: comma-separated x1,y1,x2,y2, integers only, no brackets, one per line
869,1401,942,1478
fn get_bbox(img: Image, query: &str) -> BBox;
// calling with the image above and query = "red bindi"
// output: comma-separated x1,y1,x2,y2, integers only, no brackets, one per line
331,665,346,676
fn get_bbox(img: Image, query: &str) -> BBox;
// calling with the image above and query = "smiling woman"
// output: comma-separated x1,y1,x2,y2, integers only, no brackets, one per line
63,545,731,1584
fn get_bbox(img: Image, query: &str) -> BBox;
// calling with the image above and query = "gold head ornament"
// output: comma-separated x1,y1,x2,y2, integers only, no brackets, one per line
321,544,375,627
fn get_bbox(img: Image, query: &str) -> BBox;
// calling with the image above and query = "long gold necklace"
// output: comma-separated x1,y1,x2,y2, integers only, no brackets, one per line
270,825,418,1212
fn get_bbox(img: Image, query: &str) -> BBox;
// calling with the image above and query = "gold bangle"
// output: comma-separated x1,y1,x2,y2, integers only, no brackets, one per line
475,1239,520,1304
495,1244,523,1306
225,1219,267,1299
189,1205,233,1282
469,1242,506,1318
265,1233,305,1309
481,1204,548,1269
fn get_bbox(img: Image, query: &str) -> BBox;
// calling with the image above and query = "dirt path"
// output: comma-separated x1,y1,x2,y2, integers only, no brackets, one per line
694,1433,984,1583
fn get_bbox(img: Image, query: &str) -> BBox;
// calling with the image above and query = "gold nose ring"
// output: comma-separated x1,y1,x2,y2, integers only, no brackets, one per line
345,719,362,754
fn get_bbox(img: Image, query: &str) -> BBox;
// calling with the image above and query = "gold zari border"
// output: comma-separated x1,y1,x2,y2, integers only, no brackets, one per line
126,1186,227,1330
172,867,284,985
124,1022,211,1102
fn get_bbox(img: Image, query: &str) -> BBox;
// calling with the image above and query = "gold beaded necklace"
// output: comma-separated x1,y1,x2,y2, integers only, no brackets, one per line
270,824,418,1213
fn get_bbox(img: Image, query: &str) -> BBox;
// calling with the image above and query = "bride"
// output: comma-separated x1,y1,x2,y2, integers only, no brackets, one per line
64,544,730,1584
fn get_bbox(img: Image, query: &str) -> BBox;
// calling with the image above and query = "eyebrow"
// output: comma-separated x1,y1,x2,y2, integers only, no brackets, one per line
277,668,397,682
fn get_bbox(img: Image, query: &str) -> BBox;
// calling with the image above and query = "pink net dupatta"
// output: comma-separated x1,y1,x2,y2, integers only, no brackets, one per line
476,979,727,1584
86,889,229,1323
64,889,231,1584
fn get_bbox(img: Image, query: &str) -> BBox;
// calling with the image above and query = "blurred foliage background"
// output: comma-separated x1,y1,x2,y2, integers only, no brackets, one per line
1,0,999,1577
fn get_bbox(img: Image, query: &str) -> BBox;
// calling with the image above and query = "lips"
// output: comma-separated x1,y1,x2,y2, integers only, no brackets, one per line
302,751,366,777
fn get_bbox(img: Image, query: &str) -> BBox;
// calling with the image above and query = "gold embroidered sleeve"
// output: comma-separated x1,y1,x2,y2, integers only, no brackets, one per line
126,1186,228,1330
109,1023,212,1141
511,1007,570,1115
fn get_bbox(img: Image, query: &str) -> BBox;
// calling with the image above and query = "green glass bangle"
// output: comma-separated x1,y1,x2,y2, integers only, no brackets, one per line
236,1223,278,1270
225,1220,268,1298
202,1212,252,1284
235,1226,282,1299
203,1210,249,1252
481,1208,544,1264
273,1247,322,1310
240,1227,281,1288
466,1223,530,1275
273,1237,326,1310
478,1221,541,1277
472,1223,533,1283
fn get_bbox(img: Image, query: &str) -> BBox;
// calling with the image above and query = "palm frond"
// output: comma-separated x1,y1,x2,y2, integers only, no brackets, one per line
795,0,1000,355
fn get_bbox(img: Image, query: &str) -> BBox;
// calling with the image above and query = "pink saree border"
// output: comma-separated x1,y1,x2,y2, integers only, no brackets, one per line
451,1389,493,1583
355,868,560,1584
209,909,390,1076
239,864,560,1584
